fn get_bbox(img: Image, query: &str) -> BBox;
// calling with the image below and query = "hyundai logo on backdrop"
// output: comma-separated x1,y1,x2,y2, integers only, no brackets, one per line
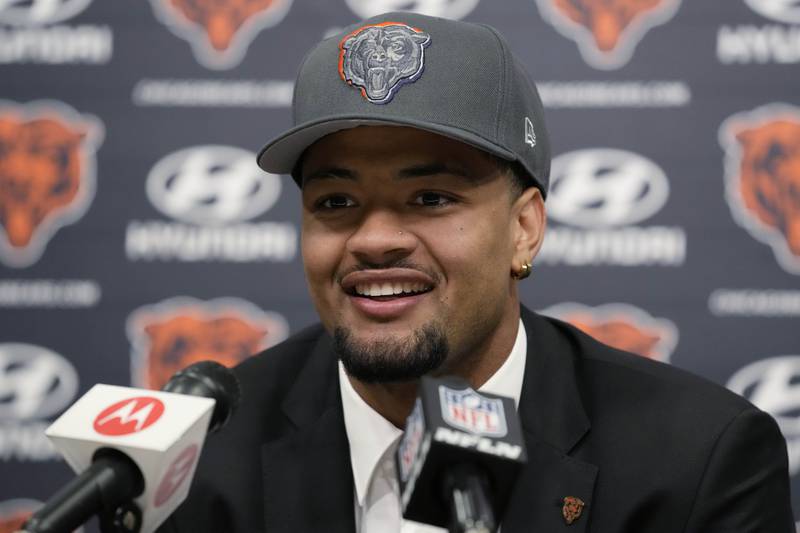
717,0,800,64
126,145,297,262
345,0,480,20
0,0,112,64
145,145,281,226
727,355,800,476
538,148,686,266
0,343,79,461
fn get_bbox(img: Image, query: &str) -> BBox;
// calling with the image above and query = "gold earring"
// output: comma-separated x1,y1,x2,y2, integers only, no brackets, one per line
513,262,532,280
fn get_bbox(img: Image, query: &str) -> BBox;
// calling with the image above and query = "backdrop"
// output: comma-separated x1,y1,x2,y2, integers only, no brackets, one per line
0,0,798,530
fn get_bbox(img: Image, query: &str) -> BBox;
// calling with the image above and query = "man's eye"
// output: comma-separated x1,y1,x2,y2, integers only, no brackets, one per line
317,195,355,209
413,192,453,207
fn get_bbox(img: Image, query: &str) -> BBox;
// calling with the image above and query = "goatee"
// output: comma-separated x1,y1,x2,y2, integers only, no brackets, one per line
334,323,449,383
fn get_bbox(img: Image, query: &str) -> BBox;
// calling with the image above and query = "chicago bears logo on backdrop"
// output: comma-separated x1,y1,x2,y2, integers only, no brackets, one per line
719,104,800,274
339,22,431,104
0,499,39,533
0,0,92,26
345,0,480,20
534,0,682,69
744,0,800,24
127,297,289,389
148,0,294,69
0,101,102,268
541,302,678,362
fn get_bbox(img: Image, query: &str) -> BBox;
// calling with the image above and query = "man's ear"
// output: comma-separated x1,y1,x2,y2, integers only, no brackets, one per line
510,187,546,274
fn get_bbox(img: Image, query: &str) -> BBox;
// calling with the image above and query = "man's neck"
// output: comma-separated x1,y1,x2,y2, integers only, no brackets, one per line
347,307,522,428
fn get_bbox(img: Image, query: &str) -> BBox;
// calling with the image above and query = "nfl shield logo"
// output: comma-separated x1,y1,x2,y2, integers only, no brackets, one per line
439,386,508,437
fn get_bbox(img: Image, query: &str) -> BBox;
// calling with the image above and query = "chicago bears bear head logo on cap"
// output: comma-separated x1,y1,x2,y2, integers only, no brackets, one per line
339,22,431,104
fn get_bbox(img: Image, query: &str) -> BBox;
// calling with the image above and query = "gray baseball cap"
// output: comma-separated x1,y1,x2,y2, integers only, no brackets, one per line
257,11,551,195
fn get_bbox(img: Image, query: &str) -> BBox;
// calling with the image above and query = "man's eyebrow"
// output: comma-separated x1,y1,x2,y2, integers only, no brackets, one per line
301,162,476,185
397,163,471,180
302,167,357,186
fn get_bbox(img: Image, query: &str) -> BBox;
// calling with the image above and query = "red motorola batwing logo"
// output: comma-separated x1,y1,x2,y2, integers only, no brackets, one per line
154,444,199,507
93,396,165,436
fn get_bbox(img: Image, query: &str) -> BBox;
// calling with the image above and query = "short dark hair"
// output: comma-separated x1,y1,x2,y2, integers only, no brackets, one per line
291,149,538,198
492,156,537,198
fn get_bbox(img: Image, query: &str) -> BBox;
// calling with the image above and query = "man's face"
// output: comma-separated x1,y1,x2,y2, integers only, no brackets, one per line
300,126,534,383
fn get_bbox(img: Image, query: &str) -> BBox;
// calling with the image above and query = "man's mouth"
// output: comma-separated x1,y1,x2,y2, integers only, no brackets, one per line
350,282,433,300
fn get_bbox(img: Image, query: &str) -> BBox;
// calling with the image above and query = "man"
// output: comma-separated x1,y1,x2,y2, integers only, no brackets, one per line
163,11,793,533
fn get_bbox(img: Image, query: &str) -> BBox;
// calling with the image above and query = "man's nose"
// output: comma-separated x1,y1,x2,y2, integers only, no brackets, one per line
345,209,416,265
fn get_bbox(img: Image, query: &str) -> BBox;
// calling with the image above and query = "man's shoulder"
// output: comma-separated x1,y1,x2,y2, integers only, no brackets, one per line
529,310,755,424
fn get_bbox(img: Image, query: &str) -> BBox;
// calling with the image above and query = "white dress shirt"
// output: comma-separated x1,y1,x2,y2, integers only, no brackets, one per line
339,319,528,533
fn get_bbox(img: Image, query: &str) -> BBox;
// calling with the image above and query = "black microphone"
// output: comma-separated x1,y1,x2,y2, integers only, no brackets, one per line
396,376,527,533
21,361,241,533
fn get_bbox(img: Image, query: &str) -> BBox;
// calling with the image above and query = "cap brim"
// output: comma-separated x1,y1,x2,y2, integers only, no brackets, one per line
256,116,517,181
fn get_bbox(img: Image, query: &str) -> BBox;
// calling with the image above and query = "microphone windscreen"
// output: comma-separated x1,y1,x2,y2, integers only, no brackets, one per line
161,361,241,434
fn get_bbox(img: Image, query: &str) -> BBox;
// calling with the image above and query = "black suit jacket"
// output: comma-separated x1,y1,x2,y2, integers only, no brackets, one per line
162,308,793,532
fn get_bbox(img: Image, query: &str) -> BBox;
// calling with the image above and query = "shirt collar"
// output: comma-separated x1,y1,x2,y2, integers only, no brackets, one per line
339,318,528,505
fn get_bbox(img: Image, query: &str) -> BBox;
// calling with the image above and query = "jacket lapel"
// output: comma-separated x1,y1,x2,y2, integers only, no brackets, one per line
259,309,597,532
502,308,598,532
261,333,356,533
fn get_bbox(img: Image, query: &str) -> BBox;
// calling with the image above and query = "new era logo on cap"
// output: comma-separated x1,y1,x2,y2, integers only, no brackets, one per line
525,117,537,148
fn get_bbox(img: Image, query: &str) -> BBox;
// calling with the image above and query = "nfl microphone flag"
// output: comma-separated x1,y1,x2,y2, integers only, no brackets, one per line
397,376,527,531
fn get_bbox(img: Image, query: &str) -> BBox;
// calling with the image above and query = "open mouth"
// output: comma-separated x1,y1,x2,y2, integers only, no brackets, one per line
347,282,433,300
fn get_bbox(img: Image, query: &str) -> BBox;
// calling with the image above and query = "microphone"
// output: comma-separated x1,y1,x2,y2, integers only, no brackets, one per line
396,376,527,533
21,361,241,533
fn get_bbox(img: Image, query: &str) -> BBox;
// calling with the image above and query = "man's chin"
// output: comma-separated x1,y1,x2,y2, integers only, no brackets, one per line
333,323,448,384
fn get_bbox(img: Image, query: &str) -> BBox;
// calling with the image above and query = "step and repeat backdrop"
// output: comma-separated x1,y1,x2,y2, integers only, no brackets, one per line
0,0,798,529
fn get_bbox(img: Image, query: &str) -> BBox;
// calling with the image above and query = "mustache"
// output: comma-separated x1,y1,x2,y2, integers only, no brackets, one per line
335,259,441,284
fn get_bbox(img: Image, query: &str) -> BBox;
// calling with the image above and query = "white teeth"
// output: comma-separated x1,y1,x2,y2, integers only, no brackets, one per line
353,282,431,296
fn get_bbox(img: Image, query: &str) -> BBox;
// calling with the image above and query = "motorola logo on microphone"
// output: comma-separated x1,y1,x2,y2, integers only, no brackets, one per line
93,397,165,436
154,444,199,507
539,148,686,266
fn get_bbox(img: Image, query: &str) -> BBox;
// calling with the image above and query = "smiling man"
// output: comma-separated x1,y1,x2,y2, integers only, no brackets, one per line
162,11,793,533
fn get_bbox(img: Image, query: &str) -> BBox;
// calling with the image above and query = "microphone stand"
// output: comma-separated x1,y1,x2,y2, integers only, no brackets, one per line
443,464,496,533
20,449,144,533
